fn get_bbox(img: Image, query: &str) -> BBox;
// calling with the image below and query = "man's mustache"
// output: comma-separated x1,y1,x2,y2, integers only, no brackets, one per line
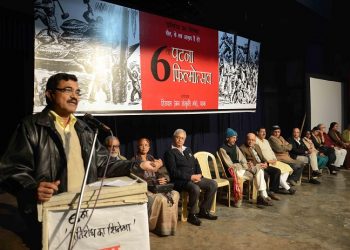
68,98,78,104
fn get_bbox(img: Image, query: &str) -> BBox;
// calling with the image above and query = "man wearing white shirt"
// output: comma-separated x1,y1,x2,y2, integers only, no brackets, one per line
255,127,296,194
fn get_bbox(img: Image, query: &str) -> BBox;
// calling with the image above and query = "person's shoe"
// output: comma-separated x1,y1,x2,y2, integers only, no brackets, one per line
331,170,337,175
288,187,296,195
234,199,242,208
277,188,290,195
268,191,280,200
309,178,321,184
187,213,201,226
197,209,218,220
312,170,322,177
257,196,273,206
288,179,297,186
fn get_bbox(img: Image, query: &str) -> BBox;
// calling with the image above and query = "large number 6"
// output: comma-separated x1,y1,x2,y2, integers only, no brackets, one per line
151,46,170,81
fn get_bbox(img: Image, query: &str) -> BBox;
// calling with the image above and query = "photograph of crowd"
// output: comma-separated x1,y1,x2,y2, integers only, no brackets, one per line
218,31,260,109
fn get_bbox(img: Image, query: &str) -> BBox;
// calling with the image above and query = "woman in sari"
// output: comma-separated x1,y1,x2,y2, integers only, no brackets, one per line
132,137,179,236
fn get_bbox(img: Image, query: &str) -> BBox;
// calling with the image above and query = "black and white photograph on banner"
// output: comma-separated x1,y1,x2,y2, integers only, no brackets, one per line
34,0,141,114
218,31,234,107
218,33,260,109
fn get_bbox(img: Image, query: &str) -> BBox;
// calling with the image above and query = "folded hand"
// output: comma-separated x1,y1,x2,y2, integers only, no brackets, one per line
157,177,167,185
37,180,60,202
140,161,157,172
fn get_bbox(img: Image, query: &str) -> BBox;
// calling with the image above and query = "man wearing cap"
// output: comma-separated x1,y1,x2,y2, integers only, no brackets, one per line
268,125,304,186
218,128,273,207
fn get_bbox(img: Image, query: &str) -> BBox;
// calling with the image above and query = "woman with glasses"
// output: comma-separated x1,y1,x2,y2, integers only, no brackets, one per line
132,137,179,236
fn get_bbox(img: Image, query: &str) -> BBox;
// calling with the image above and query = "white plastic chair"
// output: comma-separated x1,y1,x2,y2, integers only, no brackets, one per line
194,151,231,213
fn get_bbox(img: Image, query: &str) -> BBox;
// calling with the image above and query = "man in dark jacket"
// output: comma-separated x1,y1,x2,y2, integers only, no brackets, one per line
164,128,218,226
288,127,321,184
0,73,154,249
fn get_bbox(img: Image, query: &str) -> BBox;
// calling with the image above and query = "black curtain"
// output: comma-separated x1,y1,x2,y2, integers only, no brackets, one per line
97,92,263,160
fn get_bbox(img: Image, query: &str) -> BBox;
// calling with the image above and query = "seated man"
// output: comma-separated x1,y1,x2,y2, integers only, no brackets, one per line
105,135,127,160
164,129,218,226
288,128,321,184
303,130,329,171
240,132,282,200
311,126,337,174
218,128,272,207
268,125,304,186
255,127,296,194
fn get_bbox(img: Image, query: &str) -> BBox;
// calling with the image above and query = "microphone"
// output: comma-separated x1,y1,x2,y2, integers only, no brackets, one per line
83,113,111,132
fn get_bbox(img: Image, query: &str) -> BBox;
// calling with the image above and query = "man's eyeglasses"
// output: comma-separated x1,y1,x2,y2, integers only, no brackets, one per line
55,87,82,96
107,145,120,148
175,136,185,140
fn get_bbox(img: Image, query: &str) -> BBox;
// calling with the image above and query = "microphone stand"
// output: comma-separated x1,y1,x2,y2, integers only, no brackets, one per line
68,128,99,250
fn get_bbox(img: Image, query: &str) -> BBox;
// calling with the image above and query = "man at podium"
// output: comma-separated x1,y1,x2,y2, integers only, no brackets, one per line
0,73,155,250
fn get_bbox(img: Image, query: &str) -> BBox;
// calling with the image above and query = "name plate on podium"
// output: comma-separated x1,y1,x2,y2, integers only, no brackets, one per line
38,176,150,250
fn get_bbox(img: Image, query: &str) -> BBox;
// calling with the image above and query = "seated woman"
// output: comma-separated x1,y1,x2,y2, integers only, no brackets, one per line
316,124,346,171
132,137,179,236
328,122,350,169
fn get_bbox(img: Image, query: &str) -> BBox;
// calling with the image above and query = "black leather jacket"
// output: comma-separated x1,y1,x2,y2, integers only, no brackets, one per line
0,107,134,216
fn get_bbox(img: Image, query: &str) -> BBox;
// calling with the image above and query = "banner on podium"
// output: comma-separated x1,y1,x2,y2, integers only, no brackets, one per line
48,203,149,250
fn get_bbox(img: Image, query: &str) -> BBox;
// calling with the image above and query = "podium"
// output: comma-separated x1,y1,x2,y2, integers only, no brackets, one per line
37,175,149,250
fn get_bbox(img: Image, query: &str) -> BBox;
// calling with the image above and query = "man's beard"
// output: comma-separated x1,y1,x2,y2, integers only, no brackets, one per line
110,152,120,158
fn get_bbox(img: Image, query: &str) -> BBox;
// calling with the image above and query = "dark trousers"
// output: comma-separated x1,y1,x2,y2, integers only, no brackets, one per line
184,177,218,214
21,212,42,250
264,166,281,193
320,146,336,166
288,163,304,182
